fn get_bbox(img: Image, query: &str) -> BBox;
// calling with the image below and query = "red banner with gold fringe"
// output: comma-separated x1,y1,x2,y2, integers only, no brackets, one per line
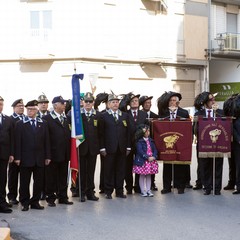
198,117,232,158
152,120,192,164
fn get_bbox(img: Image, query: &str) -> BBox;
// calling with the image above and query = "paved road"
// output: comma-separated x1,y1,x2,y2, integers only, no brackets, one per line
1,147,240,240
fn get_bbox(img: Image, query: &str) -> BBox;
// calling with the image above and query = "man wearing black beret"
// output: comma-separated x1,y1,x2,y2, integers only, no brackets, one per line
43,96,73,206
8,98,25,205
14,100,51,211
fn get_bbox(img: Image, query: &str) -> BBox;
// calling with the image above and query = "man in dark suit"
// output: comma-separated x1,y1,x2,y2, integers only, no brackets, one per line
14,100,51,211
193,92,224,195
94,92,109,194
43,96,73,206
139,95,159,191
0,96,14,213
158,92,190,194
125,94,148,194
8,98,25,205
100,94,131,199
36,94,50,201
75,92,101,202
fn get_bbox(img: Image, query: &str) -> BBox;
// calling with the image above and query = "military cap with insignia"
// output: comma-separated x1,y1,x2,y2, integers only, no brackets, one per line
139,95,153,106
83,92,94,101
25,100,38,107
0,96,4,101
52,96,68,104
11,99,23,107
38,94,49,103
108,93,120,102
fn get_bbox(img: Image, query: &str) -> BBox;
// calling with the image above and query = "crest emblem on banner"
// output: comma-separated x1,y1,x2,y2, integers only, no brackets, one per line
209,129,221,143
163,134,179,148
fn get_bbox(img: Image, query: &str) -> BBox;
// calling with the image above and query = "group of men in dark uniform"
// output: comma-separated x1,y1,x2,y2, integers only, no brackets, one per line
0,89,238,213
0,95,73,213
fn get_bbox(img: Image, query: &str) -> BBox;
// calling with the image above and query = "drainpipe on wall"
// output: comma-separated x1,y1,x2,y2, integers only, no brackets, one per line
204,0,212,92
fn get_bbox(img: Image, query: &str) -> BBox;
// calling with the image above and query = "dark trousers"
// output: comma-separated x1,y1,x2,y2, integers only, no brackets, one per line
151,174,156,188
45,161,68,203
227,155,236,187
19,166,44,206
195,146,202,187
185,165,191,183
199,157,223,191
125,151,140,192
0,159,8,206
104,148,126,195
79,152,97,196
7,162,20,201
125,151,134,192
99,154,105,191
163,163,188,190
233,142,240,190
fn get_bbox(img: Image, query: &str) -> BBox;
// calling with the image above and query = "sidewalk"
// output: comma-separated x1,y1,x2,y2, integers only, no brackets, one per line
1,147,240,240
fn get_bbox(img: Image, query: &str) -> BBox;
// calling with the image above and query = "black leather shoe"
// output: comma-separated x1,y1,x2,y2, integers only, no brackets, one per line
81,196,86,202
87,194,99,201
193,185,202,190
48,202,56,207
116,193,127,198
22,205,29,211
161,189,171,194
3,202,12,208
59,199,73,205
127,190,132,195
105,194,112,199
185,183,193,189
40,193,46,201
203,190,211,195
232,190,240,195
224,184,235,190
0,206,12,213
31,203,44,210
178,188,184,194
151,186,158,191
214,191,221,195
72,192,79,197
134,188,141,194
9,199,19,205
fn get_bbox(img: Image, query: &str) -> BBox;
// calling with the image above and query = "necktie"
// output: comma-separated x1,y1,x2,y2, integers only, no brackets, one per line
207,110,211,118
171,111,175,120
31,119,36,130
86,112,90,121
60,115,64,125
113,112,118,122
133,111,137,122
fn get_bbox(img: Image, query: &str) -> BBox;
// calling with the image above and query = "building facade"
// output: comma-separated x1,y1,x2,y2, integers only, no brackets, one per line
0,0,208,114
208,0,240,105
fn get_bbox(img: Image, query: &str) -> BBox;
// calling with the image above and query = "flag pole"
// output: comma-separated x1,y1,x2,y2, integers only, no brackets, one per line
71,73,85,202
77,148,82,202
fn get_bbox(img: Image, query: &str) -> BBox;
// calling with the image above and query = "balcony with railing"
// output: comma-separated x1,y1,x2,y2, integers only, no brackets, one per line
206,32,240,59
